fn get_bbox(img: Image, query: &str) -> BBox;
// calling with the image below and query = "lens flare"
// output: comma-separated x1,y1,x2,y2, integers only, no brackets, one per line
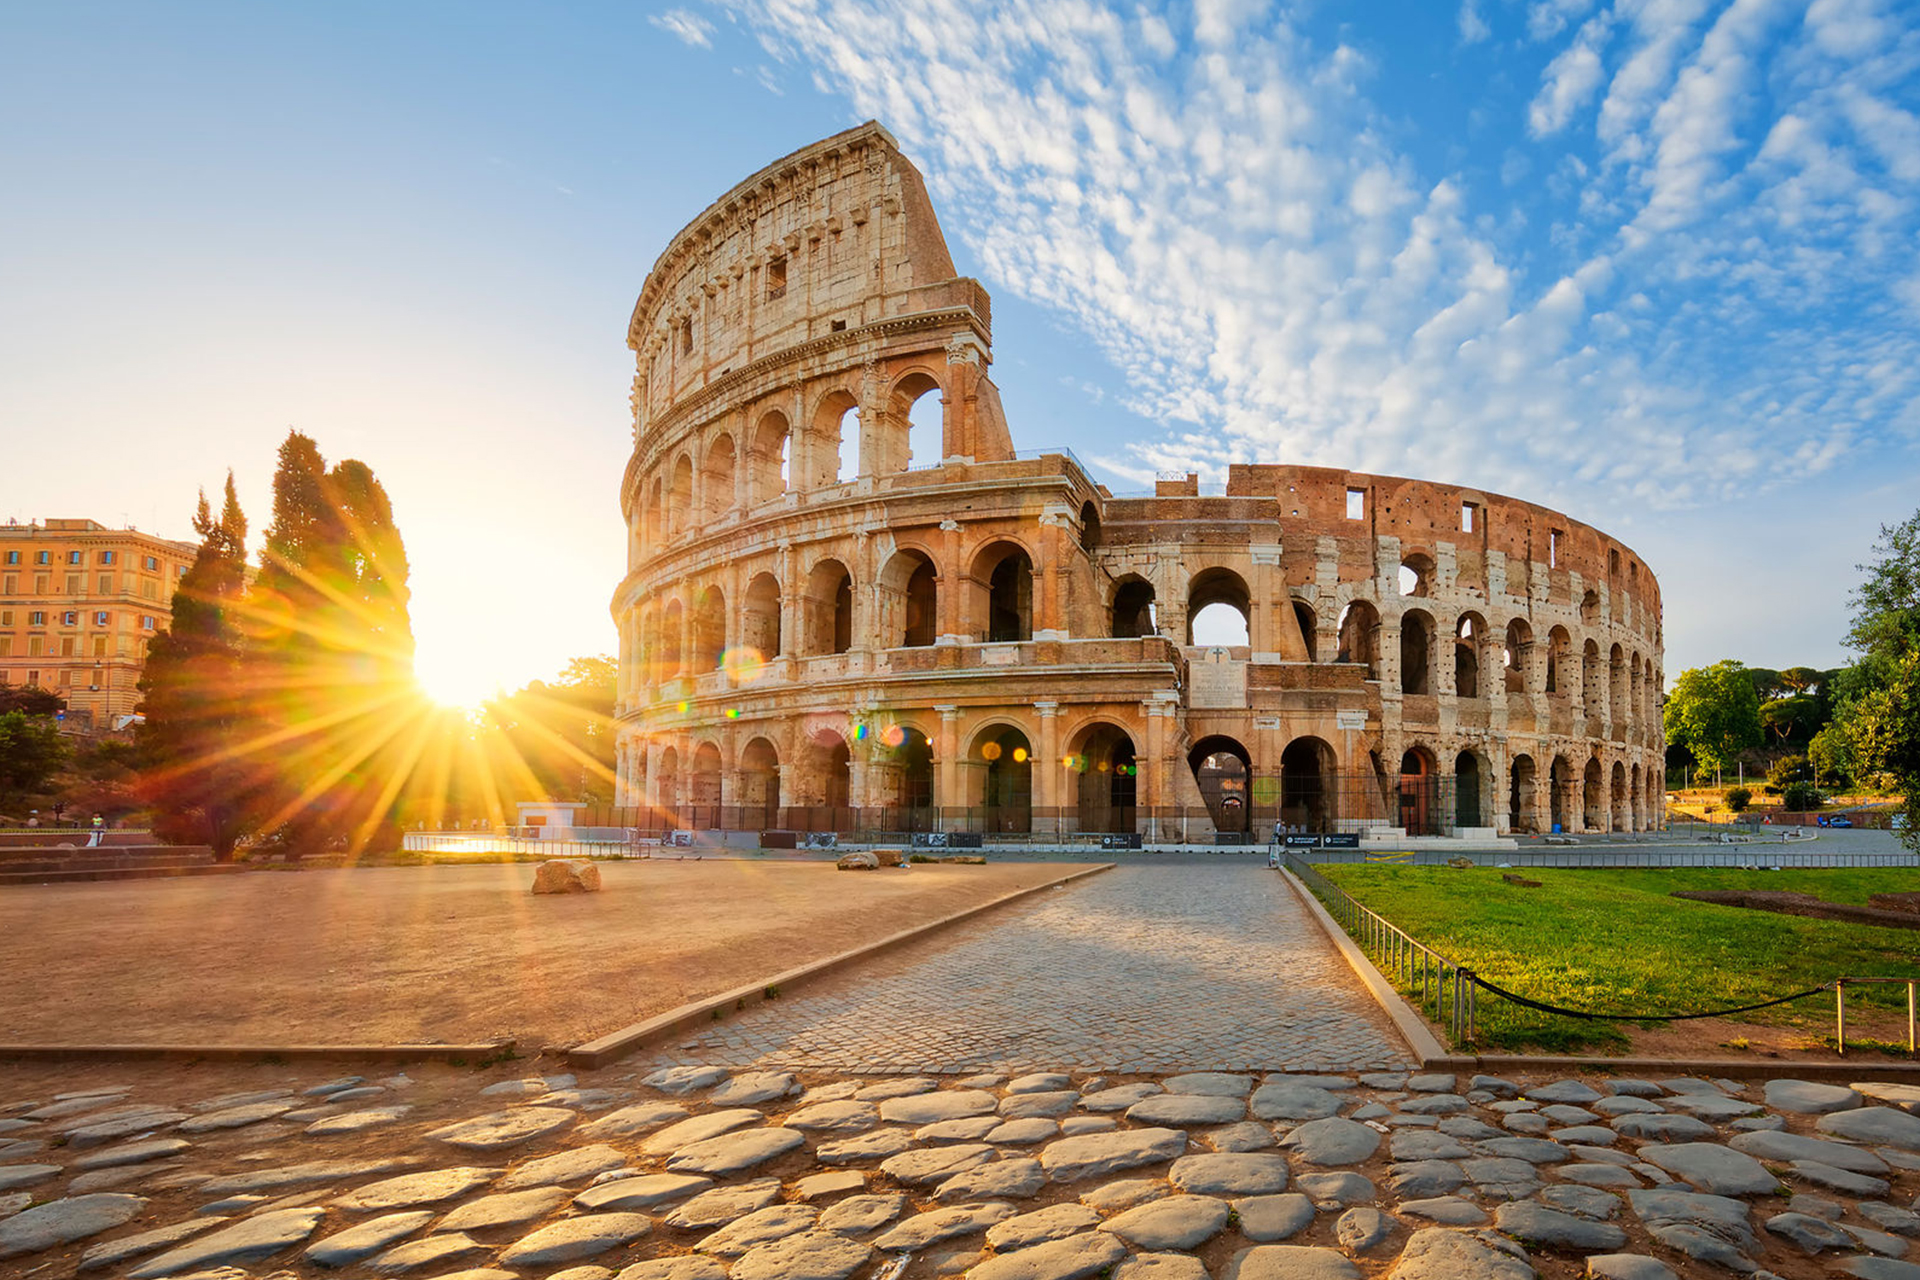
980,741,1002,761
721,646,767,685
880,724,906,748
1012,746,1029,763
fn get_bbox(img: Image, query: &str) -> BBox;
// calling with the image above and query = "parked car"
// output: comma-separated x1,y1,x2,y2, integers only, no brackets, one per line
1818,813,1853,828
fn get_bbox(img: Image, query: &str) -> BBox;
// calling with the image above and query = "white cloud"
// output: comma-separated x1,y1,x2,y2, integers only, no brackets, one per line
1529,17,1611,136
1458,0,1491,44
1528,0,1595,42
649,8,715,46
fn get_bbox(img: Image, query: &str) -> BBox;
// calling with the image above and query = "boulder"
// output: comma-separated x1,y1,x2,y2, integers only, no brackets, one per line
532,860,601,894
837,852,880,870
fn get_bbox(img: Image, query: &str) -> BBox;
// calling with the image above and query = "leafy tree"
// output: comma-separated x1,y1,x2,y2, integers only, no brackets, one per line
1767,754,1811,790
0,709,67,803
0,686,65,717
1828,510,1920,848
1782,780,1822,812
1809,721,1856,789
485,655,618,806
137,476,259,858
1663,660,1763,776
1725,786,1751,813
243,431,418,857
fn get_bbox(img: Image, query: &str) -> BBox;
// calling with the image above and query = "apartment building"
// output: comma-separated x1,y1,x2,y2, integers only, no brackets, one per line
0,519,198,730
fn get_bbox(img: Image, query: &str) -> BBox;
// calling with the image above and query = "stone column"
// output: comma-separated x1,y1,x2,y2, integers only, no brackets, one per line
644,740,665,810
938,519,967,641
936,705,961,821
1033,701,1061,835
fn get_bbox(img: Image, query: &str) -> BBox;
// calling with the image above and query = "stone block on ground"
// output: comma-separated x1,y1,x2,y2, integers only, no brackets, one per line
1223,1243,1362,1279
836,852,879,870
0,1194,146,1261
968,1230,1127,1280
532,859,602,893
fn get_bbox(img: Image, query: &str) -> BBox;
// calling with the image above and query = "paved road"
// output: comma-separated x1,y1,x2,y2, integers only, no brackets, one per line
644,858,1413,1076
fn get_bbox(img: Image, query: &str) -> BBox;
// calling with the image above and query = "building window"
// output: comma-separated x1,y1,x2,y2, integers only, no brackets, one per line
0,610,10,625
94,611,109,625
28,611,45,625
141,615,156,630
1345,488,1365,520
66,574,82,594
0,638,9,657
98,574,112,593
28,637,43,656
92,637,108,657
1550,529,1563,568
35,551,50,565
99,551,116,565
767,257,787,300
68,550,82,564
3,551,16,565
62,611,78,625
60,637,76,657
144,555,158,571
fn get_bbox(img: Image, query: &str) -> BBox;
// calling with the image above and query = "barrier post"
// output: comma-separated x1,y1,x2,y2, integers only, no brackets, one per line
1836,981,1847,1056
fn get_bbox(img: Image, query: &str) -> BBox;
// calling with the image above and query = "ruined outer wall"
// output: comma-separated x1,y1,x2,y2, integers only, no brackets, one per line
612,125,1665,838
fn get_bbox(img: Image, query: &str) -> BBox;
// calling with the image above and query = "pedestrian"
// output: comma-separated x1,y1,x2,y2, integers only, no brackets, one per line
87,813,105,847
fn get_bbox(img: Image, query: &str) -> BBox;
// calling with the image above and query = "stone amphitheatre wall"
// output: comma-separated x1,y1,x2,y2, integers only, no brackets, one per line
611,123,1664,841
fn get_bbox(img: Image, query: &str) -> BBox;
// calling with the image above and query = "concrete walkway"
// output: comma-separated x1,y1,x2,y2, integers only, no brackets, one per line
644,858,1414,1075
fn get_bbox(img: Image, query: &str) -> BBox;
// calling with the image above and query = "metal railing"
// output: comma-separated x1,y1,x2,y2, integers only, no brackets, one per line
1284,852,1478,1042
1288,845,1918,869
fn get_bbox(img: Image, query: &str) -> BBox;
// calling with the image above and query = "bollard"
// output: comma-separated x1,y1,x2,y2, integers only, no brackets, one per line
1837,981,1847,1056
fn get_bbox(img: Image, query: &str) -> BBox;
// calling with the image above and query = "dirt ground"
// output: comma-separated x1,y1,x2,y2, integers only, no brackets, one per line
0,859,1095,1052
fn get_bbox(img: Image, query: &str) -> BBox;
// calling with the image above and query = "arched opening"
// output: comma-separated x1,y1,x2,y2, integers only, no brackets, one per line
901,376,943,470
1336,600,1381,678
1504,619,1533,694
1069,722,1137,834
1188,735,1252,834
1079,501,1102,554
978,726,1033,833
668,454,693,535
1545,626,1572,695
1400,610,1434,696
1188,568,1251,647
879,725,935,828
692,586,727,672
1455,751,1483,828
1610,643,1627,726
1611,760,1629,831
1583,756,1605,830
739,737,780,829
971,542,1033,643
1630,762,1644,830
1629,655,1644,732
742,572,782,662
1510,754,1538,833
810,390,860,489
1111,577,1157,639
750,411,792,504
877,549,937,649
1550,755,1573,831
660,599,684,677
1581,589,1601,625
690,742,723,825
657,746,680,813
835,404,861,483
1280,736,1336,832
1399,552,1435,597
1399,747,1440,836
799,727,852,825
646,478,664,552
804,559,854,656
702,434,736,519
1293,600,1319,661
1454,614,1484,698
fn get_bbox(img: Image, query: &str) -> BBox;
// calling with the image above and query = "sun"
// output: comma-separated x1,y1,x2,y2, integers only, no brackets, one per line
415,658,506,709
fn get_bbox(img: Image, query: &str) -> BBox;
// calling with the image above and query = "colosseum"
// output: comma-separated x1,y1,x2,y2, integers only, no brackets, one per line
611,123,1664,845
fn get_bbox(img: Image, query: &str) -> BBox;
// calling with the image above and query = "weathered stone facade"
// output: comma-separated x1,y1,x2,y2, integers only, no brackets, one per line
611,123,1663,839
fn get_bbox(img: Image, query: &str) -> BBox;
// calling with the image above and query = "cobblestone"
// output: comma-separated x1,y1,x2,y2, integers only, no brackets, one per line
644,862,1410,1074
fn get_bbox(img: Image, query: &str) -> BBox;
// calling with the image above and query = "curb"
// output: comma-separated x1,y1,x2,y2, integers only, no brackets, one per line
1278,867,1447,1064
1429,1052,1920,1083
565,862,1116,1069
0,1042,514,1064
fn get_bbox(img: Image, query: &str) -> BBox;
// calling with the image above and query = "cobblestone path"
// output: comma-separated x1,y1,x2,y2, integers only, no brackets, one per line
646,860,1413,1075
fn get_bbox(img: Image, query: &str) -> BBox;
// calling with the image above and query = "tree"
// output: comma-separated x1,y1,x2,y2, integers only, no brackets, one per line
242,431,419,857
1663,660,1763,777
0,686,64,717
137,476,258,858
485,655,618,806
0,709,67,803
1829,510,1920,849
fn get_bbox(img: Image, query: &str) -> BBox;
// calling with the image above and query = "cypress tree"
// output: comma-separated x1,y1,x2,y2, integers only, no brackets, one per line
137,474,256,858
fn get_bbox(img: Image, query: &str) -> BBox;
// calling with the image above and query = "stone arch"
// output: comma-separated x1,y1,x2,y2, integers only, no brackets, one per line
1188,735,1252,834
1610,642,1627,727
742,571,782,661
1630,761,1645,830
1550,754,1575,831
803,558,854,656
969,721,1033,833
1079,501,1102,555
1454,611,1488,699
1583,755,1605,830
797,723,852,818
1336,600,1381,678
1292,599,1320,662
1067,720,1137,834
1188,567,1251,647
1280,735,1337,832
692,585,727,672
1504,619,1534,694
1399,551,1435,598
739,736,780,828
1611,759,1630,831
1400,608,1435,696
874,721,936,823
810,387,861,488
1111,576,1157,639
1581,588,1601,625
893,368,945,471
1398,745,1440,836
689,740,724,815
970,540,1034,642
877,547,939,648
1510,753,1538,833
1455,749,1487,829
668,453,693,535
657,745,680,811
1629,653,1645,733
1545,625,1572,695
702,432,736,519
749,409,791,504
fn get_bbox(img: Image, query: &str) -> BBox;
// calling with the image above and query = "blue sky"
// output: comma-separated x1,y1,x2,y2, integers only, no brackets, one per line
2,0,1915,700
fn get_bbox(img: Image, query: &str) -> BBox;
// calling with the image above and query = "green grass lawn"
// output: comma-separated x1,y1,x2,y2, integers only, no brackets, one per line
1315,865,1920,1053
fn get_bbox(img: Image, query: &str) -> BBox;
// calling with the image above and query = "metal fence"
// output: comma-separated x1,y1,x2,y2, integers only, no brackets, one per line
1284,852,1479,1041
1288,844,1920,869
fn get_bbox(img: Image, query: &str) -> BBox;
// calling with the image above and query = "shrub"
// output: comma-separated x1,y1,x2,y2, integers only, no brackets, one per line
1726,787,1752,812
1783,781,1821,811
